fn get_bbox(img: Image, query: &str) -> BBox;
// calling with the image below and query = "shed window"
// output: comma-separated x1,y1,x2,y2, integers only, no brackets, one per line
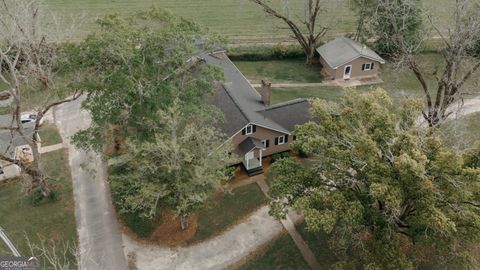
364,63,371,71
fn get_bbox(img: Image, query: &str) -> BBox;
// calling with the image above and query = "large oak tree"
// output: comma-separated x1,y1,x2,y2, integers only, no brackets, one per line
269,90,480,269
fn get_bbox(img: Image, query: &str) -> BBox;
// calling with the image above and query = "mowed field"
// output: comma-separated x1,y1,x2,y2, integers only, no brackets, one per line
44,0,455,44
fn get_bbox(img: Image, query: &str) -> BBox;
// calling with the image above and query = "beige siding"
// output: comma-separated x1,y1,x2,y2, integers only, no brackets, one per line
319,56,335,80
232,125,291,157
333,57,381,80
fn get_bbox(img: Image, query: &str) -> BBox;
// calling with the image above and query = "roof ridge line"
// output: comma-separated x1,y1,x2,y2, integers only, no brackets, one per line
260,98,307,111
342,37,362,55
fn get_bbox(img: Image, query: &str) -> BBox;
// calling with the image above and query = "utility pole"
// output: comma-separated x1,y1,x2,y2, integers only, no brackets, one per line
0,226,21,257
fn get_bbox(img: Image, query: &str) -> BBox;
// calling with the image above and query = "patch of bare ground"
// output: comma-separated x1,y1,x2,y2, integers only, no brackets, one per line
118,210,198,248
152,210,198,247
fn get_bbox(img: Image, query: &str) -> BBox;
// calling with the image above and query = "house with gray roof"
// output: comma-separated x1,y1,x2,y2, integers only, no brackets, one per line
317,37,385,81
0,116,34,181
202,51,312,175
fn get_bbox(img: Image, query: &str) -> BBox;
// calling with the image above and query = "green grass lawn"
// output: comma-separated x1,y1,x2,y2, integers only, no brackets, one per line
240,233,310,270
441,112,480,151
0,74,78,113
38,123,63,146
296,223,339,269
191,183,268,242
270,86,344,104
234,59,323,83
42,0,455,44
250,53,480,106
0,149,77,266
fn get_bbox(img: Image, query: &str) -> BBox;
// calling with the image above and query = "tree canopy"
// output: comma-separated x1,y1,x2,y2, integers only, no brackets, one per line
268,89,480,269
70,9,232,230
0,0,82,196
68,8,224,152
110,100,234,230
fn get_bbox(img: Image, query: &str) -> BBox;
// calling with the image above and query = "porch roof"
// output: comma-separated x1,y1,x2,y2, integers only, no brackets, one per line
238,137,263,154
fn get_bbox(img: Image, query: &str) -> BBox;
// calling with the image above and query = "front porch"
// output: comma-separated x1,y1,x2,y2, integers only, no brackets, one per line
239,137,265,176
242,157,263,176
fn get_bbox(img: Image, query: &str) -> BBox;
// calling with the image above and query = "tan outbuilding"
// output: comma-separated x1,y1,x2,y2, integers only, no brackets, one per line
317,37,386,81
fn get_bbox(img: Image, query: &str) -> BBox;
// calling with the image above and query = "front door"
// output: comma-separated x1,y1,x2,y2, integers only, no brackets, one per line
245,151,254,170
343,65,352,80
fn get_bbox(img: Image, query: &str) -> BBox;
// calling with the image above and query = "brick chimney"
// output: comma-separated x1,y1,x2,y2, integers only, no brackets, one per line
261,79,271,106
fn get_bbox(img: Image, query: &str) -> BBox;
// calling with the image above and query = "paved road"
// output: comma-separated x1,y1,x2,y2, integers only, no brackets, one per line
54,98,127,270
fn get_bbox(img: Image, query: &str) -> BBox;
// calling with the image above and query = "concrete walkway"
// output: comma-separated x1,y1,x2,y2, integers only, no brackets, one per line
38,143,64,154
250,76,383,89
54,98,127,270
256,177,321,270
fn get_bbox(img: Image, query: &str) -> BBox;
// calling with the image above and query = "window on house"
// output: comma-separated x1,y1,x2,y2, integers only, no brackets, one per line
275,135,289,145
262,139,270,148
243,124,256,135
362,63,375,71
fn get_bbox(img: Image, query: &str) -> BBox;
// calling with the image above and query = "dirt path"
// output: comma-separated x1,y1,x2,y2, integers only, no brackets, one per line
416,95,480,126
445,95,480,120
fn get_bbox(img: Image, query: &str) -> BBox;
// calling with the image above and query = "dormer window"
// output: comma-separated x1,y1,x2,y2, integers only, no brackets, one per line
242,124,256,135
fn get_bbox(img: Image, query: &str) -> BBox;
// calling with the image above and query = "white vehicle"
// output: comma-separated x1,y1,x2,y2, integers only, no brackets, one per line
20,112,43,126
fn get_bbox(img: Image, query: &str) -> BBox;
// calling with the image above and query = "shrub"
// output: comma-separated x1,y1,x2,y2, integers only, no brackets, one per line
297,149,309,158
272,43,289,59
271,152,290,163
223,166,236,182
227,45,304,61
30,188,59,206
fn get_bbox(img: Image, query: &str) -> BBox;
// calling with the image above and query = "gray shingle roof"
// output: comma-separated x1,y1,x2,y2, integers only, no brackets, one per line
0,115,34,159
238,137,263,154
202,51,313,138
202,52,294,135
259,99,312,132
207,84,249,136
317,37,385,69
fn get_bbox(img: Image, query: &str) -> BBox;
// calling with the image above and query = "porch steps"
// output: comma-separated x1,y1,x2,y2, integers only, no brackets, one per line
246,166,263,176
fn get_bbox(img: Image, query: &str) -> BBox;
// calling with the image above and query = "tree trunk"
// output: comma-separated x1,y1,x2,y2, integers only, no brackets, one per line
23,134,51,197
180,213,189,230
305,46,315,65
